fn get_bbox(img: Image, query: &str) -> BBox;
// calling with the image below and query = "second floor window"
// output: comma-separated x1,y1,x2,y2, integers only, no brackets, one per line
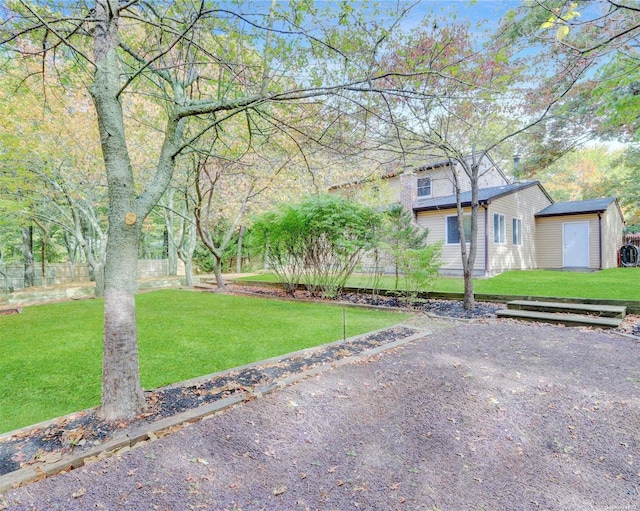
417,176,432,197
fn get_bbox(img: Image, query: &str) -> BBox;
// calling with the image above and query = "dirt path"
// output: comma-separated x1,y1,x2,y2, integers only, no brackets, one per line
2,320,640,510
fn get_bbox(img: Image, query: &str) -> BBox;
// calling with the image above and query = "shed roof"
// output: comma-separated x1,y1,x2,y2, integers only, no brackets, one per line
413,180,547,212
535,197,617,218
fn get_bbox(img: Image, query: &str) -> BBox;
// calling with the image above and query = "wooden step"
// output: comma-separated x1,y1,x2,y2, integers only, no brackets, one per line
506,300,626,318
496,309,623,329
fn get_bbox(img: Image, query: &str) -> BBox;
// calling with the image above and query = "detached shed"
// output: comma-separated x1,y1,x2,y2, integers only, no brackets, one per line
534,198,625,270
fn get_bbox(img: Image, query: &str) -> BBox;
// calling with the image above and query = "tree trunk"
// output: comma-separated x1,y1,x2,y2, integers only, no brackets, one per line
213,254,225,289
460,159,481,311
64,232,78,282
451,160,476,310
93,262,105,298
463,267,475,309
184,257,194,287
236,224,245,274
21,227,34,288
100,220,144,420
178,221,198,287
40,237,47,288
162,189,179,276
167,234,178,275
90,2,144,420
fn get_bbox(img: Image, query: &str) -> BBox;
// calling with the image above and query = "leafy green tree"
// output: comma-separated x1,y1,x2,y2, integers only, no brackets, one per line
505,1,640,159
398,244,443,305
380,204,430,292
252,195,379,297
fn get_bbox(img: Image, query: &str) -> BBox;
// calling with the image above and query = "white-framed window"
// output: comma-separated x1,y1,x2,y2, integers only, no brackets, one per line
493,213,506,244
417,176,432,197
446,215,471,244
512,218,522,245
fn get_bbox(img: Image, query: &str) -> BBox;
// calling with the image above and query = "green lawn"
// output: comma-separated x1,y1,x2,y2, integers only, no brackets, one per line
473,268,640,301
0,290,409,434
238,267,640,301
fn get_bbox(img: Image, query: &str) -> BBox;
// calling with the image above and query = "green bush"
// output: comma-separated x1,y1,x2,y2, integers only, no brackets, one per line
251,195,379,296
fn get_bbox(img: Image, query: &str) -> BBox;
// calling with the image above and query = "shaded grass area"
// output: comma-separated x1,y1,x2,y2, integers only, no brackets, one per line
238,267,640,301
0,290,409,434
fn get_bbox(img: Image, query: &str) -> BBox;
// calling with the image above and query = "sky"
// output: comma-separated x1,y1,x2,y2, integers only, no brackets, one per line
397,0,521,32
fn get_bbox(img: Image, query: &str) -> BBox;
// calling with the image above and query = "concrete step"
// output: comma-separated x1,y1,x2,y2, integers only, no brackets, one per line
496,309,623,329
506,300,626,318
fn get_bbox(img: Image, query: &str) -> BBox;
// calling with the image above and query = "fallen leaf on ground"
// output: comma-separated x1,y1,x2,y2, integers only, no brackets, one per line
72,488,86,499
273,485,287,495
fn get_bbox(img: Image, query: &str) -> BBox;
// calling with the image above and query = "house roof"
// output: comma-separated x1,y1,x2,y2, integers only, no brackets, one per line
382,159,450,179
413,180,548,212
535,197,617,217
329,152,508,190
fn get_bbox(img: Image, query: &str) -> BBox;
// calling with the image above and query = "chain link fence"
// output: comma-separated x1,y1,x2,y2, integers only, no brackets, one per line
0,260,171,296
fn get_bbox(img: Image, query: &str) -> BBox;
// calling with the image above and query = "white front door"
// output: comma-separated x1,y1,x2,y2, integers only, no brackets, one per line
563,221,590,268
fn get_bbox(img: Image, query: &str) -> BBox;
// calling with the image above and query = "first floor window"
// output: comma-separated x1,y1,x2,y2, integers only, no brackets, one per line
446,215,471,244
494,214,506,244
513,218,522,245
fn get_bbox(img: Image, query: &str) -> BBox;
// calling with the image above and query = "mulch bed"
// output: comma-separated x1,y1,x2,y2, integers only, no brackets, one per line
225,284,506,319
226,283,640,335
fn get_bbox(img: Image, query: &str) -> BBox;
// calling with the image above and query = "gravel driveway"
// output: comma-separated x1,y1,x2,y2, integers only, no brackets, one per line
2,319,640,510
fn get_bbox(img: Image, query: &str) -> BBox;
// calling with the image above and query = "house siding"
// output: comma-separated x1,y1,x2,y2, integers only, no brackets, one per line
416,207,487,274
384,177,403,204
534,217,561,268
535,214,601,269
486,185,552,274
602,202,625,268
454,161,509,192
330,160,625,276
388,161,509,211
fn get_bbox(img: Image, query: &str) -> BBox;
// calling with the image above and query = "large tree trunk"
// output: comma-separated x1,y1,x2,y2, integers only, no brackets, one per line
101,219,144,419
90,1,144,420
89,1,185,420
